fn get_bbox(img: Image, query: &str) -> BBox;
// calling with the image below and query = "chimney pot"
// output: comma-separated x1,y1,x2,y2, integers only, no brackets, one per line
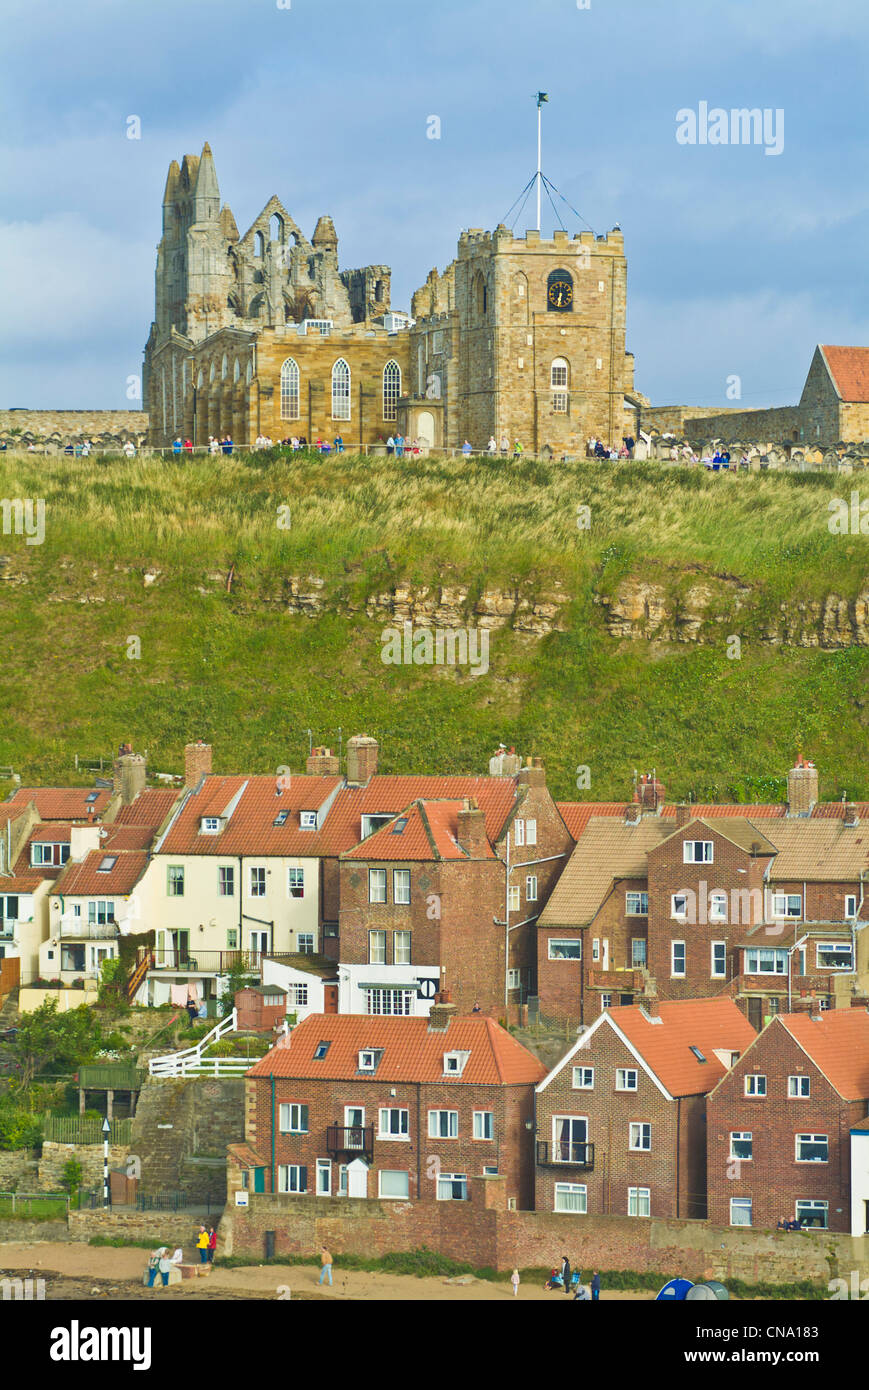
184,740,212,789
676,804,690,829
787,757,818,817
306,746,340,776
346,734,379,785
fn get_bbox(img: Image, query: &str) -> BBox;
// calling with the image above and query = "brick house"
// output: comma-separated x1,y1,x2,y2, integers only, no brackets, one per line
707,1008,869,1233
228,1002,546,1209
535,998,756,1220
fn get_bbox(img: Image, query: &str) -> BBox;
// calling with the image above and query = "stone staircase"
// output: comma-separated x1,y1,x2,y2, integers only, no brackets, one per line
0,987,19,1029
130,1079,195,1193
129,1075,245,1200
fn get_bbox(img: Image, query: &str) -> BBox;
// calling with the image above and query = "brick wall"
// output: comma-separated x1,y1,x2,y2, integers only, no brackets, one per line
222,1174,865,1284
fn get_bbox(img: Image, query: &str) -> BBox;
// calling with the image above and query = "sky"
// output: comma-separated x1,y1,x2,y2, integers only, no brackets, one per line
2,0,869,411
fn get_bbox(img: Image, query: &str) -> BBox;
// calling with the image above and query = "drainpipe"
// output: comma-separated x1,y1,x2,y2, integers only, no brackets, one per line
675,1096,681,1218
416,1082,422,1199
268,1073,273,1195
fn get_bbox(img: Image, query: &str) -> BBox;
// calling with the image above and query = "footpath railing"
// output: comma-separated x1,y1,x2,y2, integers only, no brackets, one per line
79,1189,216,1213
43,1114,133,1145
0,1190,70,1217
148,1008,243,1077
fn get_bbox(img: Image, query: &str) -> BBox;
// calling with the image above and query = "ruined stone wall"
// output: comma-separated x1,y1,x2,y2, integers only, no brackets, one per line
0,411,148,443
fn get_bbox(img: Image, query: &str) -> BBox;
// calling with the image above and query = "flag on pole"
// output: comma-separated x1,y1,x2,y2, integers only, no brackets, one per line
536,91,549,106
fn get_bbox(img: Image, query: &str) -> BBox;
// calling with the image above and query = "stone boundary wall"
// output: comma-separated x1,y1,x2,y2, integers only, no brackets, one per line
223,1176,869,1285
38,1141,129,1192
682,406,802,444
68,1209,211,1247
0,1218,69,1243
0,1149,40,1189
0,410,148,440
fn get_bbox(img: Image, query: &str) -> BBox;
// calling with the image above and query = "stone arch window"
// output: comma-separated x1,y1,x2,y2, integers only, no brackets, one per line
551,357,569,413
233,358,240,383
513,271,529,323
269,213,283,243
221,353,228,380
280,357,300,420
473,270,488,318
254,231,265,258
245,361,253,385
209,360,216,383
331,358,351,420
375,279,385,302
382,359,401,421
196,368,205,390
250,294,265,318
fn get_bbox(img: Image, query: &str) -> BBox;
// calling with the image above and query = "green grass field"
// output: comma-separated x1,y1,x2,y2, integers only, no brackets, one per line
0,449,866,801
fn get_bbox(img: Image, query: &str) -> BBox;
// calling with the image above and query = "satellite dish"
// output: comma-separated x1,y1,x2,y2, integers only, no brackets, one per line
655,1277,694,1301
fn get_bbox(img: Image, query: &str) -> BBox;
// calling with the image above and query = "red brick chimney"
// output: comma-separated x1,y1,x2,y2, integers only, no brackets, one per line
676,804,691,829
844,802,859,827
787,755,818,817
428,998,457,1032
457,798,488,856
518,756,546,789
346,734,379,785
306,746,340,776
184,740,212,790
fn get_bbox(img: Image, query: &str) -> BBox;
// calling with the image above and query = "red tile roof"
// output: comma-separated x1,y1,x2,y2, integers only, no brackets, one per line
55,850,149,897
820,345,869,403
606,999,757,1097
247,1013,547,1085
5,788,112,820
342,800,496,861
351,777,517,843
101,825,155,851
113,789,182,829
778,1009,869,1100
157,775,344,857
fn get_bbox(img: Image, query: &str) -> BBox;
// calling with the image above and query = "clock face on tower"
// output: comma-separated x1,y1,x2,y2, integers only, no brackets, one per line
546,269,574,312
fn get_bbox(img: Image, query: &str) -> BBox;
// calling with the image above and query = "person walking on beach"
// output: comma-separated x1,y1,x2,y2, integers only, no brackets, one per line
511,1268,520,1297
207,1226,217,1263
318,1246,333,1286
196,1225,209,1264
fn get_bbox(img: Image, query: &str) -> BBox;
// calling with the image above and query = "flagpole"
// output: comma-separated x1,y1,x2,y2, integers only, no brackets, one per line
537,100,542,231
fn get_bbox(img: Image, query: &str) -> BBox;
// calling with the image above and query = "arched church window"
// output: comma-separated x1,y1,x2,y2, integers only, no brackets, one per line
209,361,216,383
269,214,283,243
254,231,265,258
233,358,240,383
221,354,228,380
551,357,569,413
382,360,401,420
280,358,300,420
331,358,351,421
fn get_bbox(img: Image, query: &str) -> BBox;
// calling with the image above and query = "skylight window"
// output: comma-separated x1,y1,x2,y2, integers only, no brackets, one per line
273,810,290,826
391,818,408,834
689,1046,707,1063
313,1040,331,1061
86,792,99,804
97,855,117,872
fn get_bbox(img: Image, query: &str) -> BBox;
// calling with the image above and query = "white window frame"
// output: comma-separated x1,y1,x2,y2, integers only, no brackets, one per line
378,1107,409,1140
709,892,727,922
287,867,304,899
428,1109,459,1139
625,892,649,916
795,1199,828,1228
671,940,686,977
729,1131,753,1161
671,894,688,919
508,885,520,913
299,811,318,830
631,939,647,968
744,1074,767,1097
745,947,788,975
628,1186,650,1218
278,1102,309,1134
572,1066,594,1090
506,968,521,990
548,938,581,961
615,1068,638,1092
201,817,220,834
316,1158,331,1196
368,869,387,904
554,1182,587,1214
378,1169,410,1200
711,941,727,978
368,930,386,965
358,1049,377,1071
730,1197,752,1227
629,1122,651,1152
297,932,314,955
277,1164,307,1194
366,986,412,1015
393,929,411,965
382,360,401,421
249,865,266,897
788,1075,811,1098
280,357,300,420
472,1111,494,1141
845,894,857,919
771,892,802,919
525,874,538,903
513,819,525,847
436,1173,468,1201
683,840,713,863
218,865,234,897
815,941,853,970
393,869,411,905
525,819,537,846
795,1133,828,1164
331,358,351,420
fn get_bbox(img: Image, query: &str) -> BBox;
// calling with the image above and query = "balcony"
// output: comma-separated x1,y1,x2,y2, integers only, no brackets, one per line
326,1124,375,1162
587,968,643,992
536,1140,595,1171
144,948,301,975
59,918,119,941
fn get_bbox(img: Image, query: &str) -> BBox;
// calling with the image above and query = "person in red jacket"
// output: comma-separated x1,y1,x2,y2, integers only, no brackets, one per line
207,1226,217,1262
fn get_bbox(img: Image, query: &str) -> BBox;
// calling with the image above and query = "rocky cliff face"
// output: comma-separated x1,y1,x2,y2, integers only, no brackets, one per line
596,575,869,647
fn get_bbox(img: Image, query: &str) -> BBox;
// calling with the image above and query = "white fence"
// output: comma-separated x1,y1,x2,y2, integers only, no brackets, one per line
148,1008,251,1077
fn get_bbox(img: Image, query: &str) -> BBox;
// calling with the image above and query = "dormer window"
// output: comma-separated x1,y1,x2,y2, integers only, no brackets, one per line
359,1049,382,1072
201,817,221,834
300,811,318,830
443,1051,470,1077
31,842,70,866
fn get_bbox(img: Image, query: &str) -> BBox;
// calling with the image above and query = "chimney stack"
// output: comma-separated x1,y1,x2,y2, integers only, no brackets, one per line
488,745,521,777
635,772,665,814
346,734,379,786
112,744,147,805
518,756,546,789
427,997,457,1032
306,746,340,776
676,804,690,829
624,803,642,827
844,802,859,827
642,991,660,1019
787,756,818,817
184,740,212,790
457,798,487,856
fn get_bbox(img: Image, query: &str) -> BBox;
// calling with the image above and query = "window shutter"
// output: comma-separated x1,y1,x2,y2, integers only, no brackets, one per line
300,1165,308,1193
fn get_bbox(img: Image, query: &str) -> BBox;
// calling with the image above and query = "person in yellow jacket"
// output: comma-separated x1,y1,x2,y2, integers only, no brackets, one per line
196,1225,210,1264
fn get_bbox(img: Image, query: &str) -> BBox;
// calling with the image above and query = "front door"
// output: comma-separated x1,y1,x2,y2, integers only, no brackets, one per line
249,930,269,957
602,938,610,970
324,984,338,1013
253,1167,265,1194
170,929,190,967
344,1106,365,1150
747,996,763,1032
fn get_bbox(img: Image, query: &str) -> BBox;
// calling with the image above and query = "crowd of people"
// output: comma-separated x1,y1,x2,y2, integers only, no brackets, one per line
144,1224,217,1288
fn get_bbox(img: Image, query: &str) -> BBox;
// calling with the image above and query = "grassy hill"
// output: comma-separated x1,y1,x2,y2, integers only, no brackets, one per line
0,449,867,801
